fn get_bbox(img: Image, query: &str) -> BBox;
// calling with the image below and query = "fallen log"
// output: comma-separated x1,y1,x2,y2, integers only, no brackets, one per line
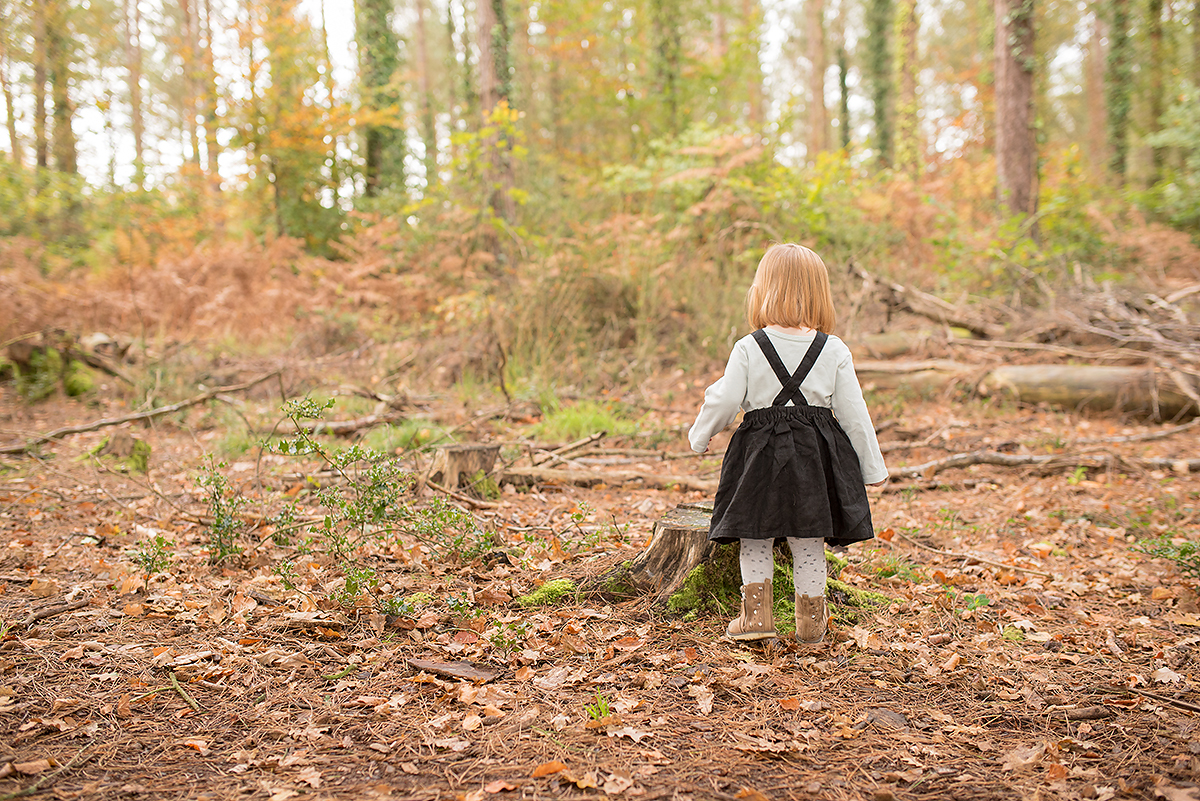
979,364,1197,420
501,465,718,493
854,266,1008,338
890,448,1199,480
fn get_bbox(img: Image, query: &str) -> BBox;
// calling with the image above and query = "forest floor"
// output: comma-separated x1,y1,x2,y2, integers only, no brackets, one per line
0,349,1199,801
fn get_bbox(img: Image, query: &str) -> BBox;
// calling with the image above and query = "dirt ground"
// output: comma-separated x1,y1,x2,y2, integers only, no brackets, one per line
1,357,1199,801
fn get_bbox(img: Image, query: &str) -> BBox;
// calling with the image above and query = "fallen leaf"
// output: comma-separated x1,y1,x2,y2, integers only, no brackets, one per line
399,762,419,774
462,714,483,731
1151,667,1184,684
30,578,59,598
181,739,210,755
603,773,635,794
607,726,652,743
297,767,321,788
533,760,568,778
689,684,715,715
1000,742,1046,771
779,697,800,711
13,759,55,775
484,779,519,793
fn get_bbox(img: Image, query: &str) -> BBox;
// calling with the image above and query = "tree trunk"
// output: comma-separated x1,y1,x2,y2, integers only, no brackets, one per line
201,0,221,182
1105,0,1131,181
892,0,919,176
123,0,145,187
835,9,850,151
0,9,20,168
356,0,403,197
1146,0,1163,181
651,0,682,136
179,0,201,168
866,0,892,167
806,0,826,160
981,364,1196,420
415,0,438,188
46,0,76,175
32,0,48,169
742,0,763,127
476,0,515,225
599,503,717,606
993,0,1036,226
1084,4,1107,179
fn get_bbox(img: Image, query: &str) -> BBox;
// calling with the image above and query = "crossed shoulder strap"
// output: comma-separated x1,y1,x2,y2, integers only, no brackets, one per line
751,329,828,407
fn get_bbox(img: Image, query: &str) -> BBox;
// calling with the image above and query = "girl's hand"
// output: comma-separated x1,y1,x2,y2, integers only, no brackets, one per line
867,479,888,487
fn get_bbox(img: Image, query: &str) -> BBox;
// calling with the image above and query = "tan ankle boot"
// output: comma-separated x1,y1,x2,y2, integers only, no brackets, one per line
726,582,777,641
794,594,828,644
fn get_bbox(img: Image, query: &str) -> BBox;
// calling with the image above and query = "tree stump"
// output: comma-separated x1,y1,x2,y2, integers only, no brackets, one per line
428,444,502,492
598,501,716,606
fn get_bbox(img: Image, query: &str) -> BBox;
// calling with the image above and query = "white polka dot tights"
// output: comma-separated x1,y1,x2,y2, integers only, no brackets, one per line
738,537,826,597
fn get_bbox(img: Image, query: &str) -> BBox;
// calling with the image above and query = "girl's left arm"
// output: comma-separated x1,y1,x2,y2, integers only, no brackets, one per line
832,351,890,485
688,342,750,453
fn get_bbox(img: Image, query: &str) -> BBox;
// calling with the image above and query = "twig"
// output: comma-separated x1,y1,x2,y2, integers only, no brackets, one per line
0,372,281,455
0,744,94,801
426,479,500,510
531,431,608,466
1071,417,1200,445
170,671,202,714
19,597,90,630
1124,686,1200,714
888,528,1053,578
890,449,1200,479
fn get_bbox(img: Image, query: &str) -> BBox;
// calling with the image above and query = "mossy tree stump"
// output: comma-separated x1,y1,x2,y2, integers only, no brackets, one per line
428,444,502,493
594,501,888,629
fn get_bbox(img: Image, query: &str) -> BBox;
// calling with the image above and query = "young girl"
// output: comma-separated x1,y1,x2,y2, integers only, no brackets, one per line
689,243,888,644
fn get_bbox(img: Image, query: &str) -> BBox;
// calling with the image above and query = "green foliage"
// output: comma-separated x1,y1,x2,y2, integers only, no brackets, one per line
1143,82,1200,232
63,360,95,396
532,400,639,442
585,691,612,721
1132,536,1200,579
133,534,174,579
199,464,246,564
486,620,529,655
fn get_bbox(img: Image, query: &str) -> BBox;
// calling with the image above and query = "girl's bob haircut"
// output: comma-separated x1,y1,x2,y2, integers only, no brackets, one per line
746,243,836,333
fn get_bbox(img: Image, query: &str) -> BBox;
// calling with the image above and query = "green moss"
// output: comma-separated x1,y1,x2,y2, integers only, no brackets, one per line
826,578,891,624
63,360,95,396
0,359,13,381
16,348,63,401
406,592,435,607
127,439,151,474
465,469,501,500
516,578,577,607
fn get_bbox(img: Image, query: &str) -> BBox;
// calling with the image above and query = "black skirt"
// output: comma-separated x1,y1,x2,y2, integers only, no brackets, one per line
708,404,875,547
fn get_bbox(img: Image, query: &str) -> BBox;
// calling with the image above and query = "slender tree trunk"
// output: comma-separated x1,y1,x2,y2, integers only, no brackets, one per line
179,0,201,168
356,0,402,197
994,0,1037,227
201,0,221,181
866,0,892,167
807,0,827,161
415,0,437,187
33,0,48,170
46,0,77,175
837,41,849,151
1085,5,1107,179
1194,0,1200,89
1105,0,1131,181
742,0,763,127
476,0,514,224
1146,0,1164,180
892,0,919,176
123,0,145,187
651,0,682,136
318,0,340,197
0,16,21,168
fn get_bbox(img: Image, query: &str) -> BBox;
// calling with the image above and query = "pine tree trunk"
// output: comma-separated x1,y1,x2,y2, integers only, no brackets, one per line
866,0,892,167
1105,0,1131,181
1085,5,1107,179
415,0,439,188
356,0,403,197
46,0,77,175
892,0,918,176
651,0,682,136
994,0,1036,224
1146,0,1163,181
0,13,21,168
201,0,221,182
807,0,827,160
476,0,515,225
742,0,763,127
179,0,201,168
835,8,850,151
32,0,48,170
123,0,145,187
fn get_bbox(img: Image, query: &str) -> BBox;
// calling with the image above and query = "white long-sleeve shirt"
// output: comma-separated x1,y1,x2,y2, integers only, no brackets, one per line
688,328,889,484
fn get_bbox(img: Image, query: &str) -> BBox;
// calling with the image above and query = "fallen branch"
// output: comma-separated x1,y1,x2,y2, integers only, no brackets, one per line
18,597,90,629
854,266,1007,338
170,671,202,714
889,449,1200,480
426,479,500,509
531,431,607,466
0,744,94,801
0,372,280,456
501,465,718,493
271,410,407,437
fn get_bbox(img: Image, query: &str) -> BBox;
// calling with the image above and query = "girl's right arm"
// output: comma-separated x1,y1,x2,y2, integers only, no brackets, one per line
688,342,750,453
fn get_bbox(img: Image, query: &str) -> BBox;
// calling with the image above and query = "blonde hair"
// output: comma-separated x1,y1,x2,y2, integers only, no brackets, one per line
746,243,836,332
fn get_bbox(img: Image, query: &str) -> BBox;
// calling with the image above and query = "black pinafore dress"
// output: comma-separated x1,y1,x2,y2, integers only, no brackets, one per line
708,330,875,548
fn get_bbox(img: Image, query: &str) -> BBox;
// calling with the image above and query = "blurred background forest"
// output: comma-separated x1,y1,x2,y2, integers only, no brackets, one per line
1,0,1199,387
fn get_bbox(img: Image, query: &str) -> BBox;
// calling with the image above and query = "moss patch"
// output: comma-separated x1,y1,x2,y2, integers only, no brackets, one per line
406,592,435,607
16,348,64,401
63,360,95,396
516,578,577,607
